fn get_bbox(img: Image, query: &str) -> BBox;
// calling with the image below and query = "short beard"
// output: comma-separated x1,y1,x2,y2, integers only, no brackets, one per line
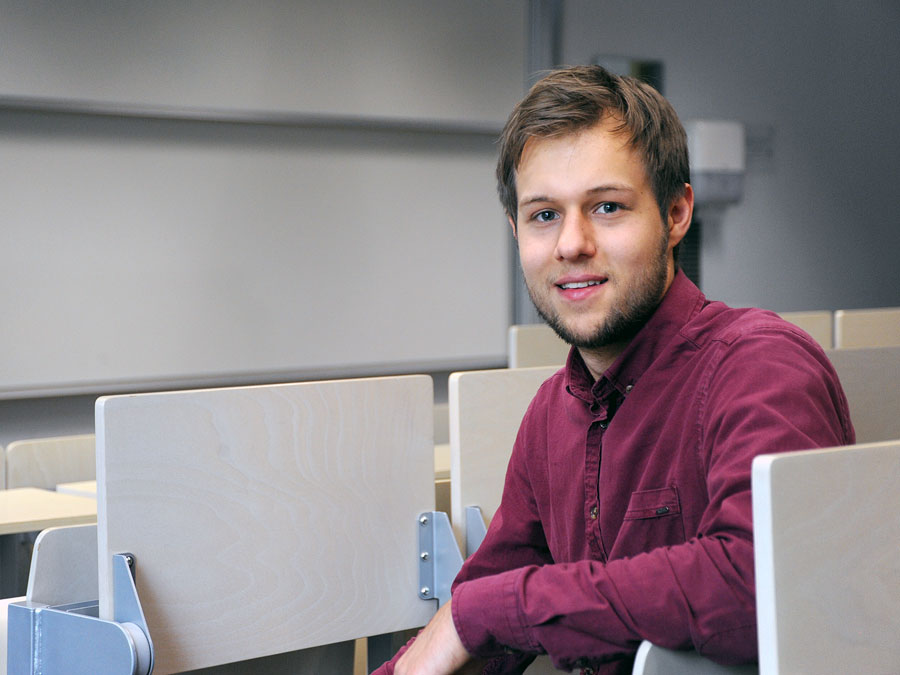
528,234,670,350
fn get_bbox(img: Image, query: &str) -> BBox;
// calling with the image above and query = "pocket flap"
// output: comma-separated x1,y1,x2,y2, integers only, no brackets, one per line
623,486,681,520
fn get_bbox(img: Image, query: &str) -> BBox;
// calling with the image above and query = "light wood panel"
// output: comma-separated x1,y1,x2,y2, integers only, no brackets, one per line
508,324,570,368
777,310,833,349
448,367,558,548
834,307,900,348
752,441,900,673
4,434,95,489
26,523,98,606
96,376,435,674
826,346,900,443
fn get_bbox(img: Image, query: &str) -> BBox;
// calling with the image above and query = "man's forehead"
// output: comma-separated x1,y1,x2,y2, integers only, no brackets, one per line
518,119,632,166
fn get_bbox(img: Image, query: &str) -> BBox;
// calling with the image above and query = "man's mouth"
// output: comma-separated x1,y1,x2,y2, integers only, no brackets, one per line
558,280,605,290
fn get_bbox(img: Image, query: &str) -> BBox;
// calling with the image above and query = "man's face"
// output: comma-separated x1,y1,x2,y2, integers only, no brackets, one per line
513,118,683,351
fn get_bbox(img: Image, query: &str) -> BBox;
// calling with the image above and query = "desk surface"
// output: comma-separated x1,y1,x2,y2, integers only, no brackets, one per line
0,487,97,535
55,480,98,498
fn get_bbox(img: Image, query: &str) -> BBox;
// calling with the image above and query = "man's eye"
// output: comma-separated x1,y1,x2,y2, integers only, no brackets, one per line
534,210,557,222
597,202,620,214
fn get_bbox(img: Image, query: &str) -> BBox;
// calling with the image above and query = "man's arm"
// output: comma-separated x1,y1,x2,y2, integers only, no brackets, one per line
370,392,556,675
391,601,489,675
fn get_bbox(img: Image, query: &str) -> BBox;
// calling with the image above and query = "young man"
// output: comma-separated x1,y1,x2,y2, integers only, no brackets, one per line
376,66,853,674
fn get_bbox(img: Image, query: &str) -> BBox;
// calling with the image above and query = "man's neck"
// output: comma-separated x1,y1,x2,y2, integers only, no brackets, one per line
577,341,629,382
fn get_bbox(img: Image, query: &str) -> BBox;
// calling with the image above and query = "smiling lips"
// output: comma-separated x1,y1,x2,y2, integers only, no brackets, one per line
555,275,608,301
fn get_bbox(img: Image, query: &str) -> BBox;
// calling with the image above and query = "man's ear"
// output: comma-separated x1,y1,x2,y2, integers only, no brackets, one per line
508,214,518,239
667,184,694,250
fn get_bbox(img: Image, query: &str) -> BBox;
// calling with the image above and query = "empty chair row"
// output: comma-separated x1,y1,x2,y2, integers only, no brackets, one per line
509,307,900,368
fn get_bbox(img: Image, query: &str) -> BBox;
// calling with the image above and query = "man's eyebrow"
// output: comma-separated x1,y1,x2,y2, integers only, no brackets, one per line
518,185,635,208
519,195,553,207
586,184,635,195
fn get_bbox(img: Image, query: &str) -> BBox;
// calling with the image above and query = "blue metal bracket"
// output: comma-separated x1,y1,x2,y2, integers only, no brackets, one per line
464,505,488,557
8,553,154,675
417,511,463,608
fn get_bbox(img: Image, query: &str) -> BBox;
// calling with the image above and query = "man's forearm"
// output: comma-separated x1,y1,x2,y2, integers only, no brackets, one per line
374,600,488,675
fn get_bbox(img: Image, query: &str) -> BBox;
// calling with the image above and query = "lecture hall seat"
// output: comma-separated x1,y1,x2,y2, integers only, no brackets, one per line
4,434,95,490
834,306,900,348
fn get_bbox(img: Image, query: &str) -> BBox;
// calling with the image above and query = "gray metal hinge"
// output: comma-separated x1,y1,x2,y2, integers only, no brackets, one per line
7,553,154,675
417,511,463,608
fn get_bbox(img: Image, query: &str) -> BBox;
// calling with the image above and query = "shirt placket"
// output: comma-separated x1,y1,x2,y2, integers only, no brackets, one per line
583,396,611,561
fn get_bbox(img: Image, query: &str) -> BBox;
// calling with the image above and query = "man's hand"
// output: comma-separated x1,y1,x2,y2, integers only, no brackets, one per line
394,600,485,674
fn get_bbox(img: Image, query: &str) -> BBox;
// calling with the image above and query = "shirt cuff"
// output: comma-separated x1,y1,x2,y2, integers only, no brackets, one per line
451,566,540,657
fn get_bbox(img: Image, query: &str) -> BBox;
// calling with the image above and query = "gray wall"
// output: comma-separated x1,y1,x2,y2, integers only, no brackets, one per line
0,0,525,443
563,0,900,311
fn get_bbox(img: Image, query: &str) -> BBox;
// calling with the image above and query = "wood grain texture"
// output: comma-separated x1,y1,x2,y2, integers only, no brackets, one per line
96,376,435,674
177,640,355,675
834,307,900,348
752,441,900,674
4,434,95,489
826,346,900,443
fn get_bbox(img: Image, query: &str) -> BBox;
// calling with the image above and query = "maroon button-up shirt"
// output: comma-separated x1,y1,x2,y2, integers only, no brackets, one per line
375,271,854,674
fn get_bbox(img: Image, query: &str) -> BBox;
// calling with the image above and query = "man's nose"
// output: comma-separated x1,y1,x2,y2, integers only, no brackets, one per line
554,213,597,261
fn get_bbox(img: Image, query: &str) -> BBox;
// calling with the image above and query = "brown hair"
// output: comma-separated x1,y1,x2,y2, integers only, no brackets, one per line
497,65,690,229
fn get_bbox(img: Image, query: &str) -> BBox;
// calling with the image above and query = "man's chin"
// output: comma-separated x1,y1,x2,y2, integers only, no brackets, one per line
543,318,605,348
542,312,644,351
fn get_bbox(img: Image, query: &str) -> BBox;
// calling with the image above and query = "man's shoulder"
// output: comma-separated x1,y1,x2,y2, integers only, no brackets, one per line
684,301,822,352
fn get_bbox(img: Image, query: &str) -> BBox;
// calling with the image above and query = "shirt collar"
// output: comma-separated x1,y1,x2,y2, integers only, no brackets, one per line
564,269,706,403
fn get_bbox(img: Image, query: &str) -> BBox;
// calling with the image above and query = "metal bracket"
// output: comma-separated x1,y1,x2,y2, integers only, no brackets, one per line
8,553,154,675
465,505,488,557
417,511,463,608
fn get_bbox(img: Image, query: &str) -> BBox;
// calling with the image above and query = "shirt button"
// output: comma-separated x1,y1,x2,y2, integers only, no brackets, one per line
598,421,608,429
590,505,598,519
625,384,634,394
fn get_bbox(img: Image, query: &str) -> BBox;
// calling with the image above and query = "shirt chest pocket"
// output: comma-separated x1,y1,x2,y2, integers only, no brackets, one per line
615,486,686,557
